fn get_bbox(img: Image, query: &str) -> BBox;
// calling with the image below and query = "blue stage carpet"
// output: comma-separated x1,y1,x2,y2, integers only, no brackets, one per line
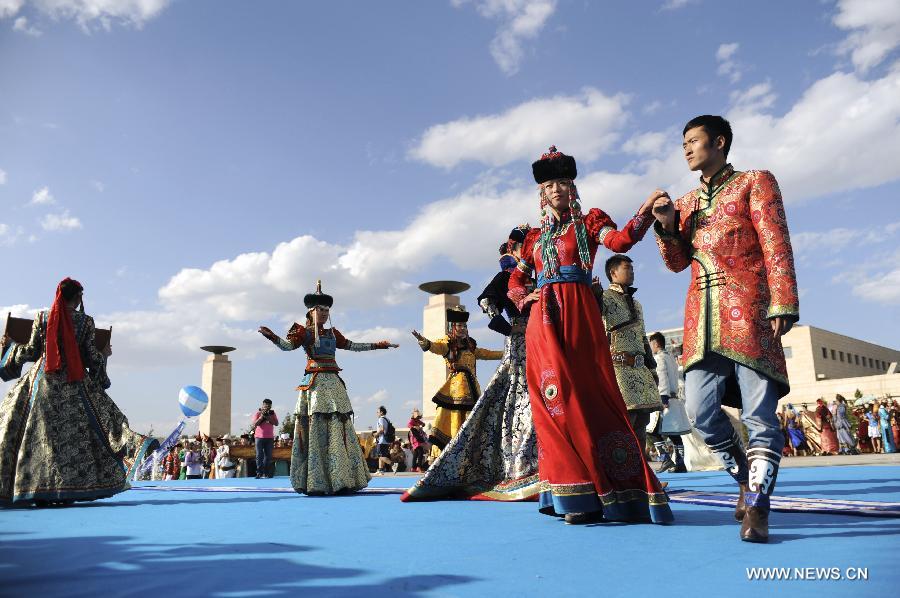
1,465,898,597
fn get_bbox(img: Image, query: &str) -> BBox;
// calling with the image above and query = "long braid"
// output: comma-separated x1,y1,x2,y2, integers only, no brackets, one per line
569,184,593,272
539,187,561,278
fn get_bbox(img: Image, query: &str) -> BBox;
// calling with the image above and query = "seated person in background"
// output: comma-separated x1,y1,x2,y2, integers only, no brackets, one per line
389,440,407,472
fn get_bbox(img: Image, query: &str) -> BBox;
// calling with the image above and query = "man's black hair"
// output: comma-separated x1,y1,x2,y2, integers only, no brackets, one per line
683,115,733,158
378,406,387,415
648,332,666,348
262,398,273,405
605,254,633,282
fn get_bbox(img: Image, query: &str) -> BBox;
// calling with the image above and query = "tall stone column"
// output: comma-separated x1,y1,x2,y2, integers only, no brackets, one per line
199,346,235,438
418,281,470,424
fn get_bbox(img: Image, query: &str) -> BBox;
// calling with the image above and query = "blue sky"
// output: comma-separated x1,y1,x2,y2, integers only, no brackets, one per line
1,0,899,434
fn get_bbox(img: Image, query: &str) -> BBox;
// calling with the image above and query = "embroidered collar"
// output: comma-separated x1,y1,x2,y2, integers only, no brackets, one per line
699,163,734,197
609,283,638,296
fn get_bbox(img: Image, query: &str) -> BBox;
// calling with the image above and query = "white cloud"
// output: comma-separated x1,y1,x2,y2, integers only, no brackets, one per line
855,268,900,305
0,303,45,320
716,42,742,83
0,0,172,31
12,15,40,35
622,131,668,157
0,168,6,184
791,221,900,258
29,186,54,205
41,210,82,231
453,0,558,76
410,87,629,168
726,65,900,202
352,389,390,406
833,0,900,72
716,42,738,62
340,327,406,344
91,179,105,192
0,224,24,246
0,0,24,18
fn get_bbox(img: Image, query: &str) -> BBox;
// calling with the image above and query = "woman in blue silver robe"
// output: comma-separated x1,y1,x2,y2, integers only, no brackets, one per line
0,278,156,506
403,228,539,502
259,281,398,495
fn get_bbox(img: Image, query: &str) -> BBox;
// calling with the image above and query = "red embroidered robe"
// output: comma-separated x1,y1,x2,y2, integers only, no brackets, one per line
655,165,799,394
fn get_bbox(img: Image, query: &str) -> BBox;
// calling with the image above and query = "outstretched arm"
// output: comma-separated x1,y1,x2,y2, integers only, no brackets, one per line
334,329,398,351
474,347,504,360
259,323,306,351
411,330,448,357
584,192,663,254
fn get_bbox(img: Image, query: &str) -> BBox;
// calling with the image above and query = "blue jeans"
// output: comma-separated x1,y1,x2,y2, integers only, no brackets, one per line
255,437,274,477
685,352,785,458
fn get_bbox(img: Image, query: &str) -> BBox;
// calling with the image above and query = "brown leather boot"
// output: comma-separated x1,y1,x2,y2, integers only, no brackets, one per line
740,506,769,543
734,483,749,522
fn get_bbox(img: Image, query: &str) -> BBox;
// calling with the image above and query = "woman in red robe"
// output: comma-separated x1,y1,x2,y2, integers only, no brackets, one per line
508,146,672,525
815,398,839,455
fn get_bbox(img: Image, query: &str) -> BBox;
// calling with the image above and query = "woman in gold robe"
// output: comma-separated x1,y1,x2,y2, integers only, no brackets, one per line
412,308,502,450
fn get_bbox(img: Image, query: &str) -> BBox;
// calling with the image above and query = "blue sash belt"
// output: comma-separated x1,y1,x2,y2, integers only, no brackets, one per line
537,265,591,289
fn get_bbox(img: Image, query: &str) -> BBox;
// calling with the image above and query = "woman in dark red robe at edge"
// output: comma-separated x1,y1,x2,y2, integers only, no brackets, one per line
508,146,673,524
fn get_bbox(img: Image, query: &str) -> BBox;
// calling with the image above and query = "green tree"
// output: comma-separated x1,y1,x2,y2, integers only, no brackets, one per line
280,413,295,438
854,388,863,399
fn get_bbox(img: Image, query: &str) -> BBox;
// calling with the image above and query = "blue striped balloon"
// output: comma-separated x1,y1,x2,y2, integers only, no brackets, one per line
179,385,209,418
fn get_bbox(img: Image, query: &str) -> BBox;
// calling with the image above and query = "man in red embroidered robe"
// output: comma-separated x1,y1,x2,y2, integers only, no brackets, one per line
652,115,799,543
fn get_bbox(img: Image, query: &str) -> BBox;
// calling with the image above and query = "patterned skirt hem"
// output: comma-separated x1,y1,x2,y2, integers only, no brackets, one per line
3,482,129,506
537,484,674,523
402,473,540,503
431,393,476,411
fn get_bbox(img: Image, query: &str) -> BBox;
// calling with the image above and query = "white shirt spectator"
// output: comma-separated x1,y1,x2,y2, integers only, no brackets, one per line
655,349,679,397
214,444,236,479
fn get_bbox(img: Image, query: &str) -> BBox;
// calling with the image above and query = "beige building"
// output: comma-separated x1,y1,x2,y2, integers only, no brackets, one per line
654,325,900,406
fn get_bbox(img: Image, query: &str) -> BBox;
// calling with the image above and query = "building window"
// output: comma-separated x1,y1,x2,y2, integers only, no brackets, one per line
855,355,860,365
831,349,836,360
839,351,844,362
784,347,793,359
822,347,828,359
867,357,873,367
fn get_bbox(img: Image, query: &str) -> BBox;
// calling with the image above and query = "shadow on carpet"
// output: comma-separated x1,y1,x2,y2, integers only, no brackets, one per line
0,532,477,597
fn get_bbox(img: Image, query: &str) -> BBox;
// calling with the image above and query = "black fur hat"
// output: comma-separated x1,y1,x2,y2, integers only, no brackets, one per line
303,280,334,309
532,146,577,184
446,308,470,323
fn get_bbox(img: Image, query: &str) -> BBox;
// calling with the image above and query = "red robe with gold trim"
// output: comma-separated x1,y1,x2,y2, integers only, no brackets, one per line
509,207,672,522
655,165,799,394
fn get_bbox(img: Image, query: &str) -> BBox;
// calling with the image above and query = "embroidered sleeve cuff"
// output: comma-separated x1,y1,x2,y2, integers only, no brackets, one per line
596,225,615,245
767,306,799,322
653,220,679,240
275,337,295,351
346,341,377,352
479,298,501,319
0,341,17,368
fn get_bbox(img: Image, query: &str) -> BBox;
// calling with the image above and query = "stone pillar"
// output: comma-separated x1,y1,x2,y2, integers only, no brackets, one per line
421,293,459,423
200,353,232,438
